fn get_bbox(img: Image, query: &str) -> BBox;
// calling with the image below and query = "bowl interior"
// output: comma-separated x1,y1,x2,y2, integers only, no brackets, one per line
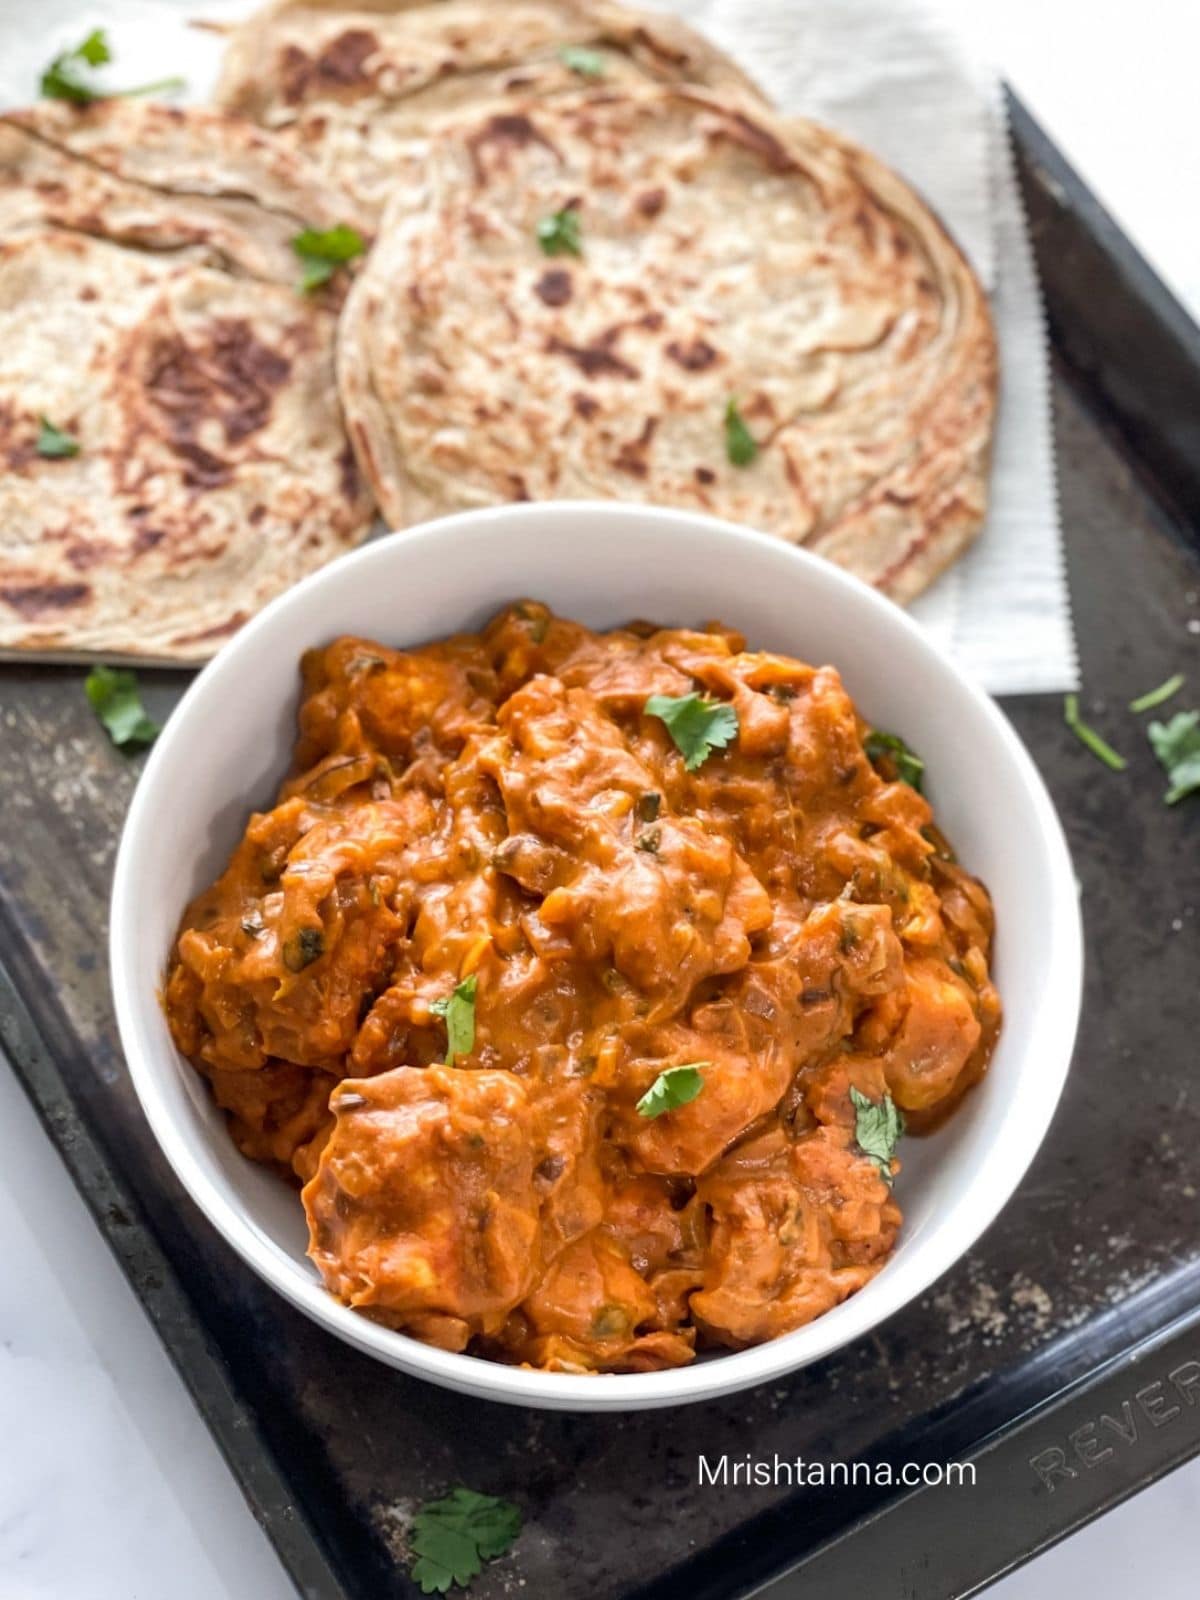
112,505,1081,1409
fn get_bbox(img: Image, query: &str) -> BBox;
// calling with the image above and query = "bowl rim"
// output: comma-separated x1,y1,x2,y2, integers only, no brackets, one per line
110,501,1083,1411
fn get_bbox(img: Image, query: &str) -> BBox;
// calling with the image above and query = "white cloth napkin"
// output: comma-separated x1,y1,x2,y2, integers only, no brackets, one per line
1,0,1077,694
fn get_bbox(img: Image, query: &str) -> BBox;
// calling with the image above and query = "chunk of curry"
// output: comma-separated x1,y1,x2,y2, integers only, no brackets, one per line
164,602,1000,1371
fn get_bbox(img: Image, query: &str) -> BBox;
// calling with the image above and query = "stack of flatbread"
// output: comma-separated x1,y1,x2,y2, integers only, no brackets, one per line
0,0,996,661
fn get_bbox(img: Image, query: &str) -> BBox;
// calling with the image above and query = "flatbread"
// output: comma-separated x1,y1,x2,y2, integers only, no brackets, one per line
337,87,998,602
0,101,375,662
214,0,765,221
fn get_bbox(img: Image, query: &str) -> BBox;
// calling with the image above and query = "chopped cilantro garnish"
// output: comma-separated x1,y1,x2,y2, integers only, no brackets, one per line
1129,674,1185,714
644,691,738,771
292,224,366,291
40,29,184,104
850,1086,904,1184
1064,694,1127,772
431,974,478,1064
84,665,158,749
41,28,111,101
36,416,80,459
724,399,758,467
636,1062,708,1119
1148,709,1200,805
864,729,925,792
283,927,325,973
536,208,582,258
559,44,606,78
408,1487,521,1595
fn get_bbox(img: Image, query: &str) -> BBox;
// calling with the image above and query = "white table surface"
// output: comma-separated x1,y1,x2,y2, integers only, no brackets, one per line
3,3,1199,1597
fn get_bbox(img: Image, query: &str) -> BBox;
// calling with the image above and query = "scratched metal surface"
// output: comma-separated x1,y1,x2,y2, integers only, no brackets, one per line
2,143,1200,1600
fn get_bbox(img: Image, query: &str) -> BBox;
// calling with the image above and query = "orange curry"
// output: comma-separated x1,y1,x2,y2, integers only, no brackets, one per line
164,603,1000,1372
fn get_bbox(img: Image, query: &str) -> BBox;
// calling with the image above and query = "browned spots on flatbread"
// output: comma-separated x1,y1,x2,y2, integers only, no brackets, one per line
280,30,381,106
549,336,639,381
0,402,38,471
535,268,573,307
0,582,90,616
466,113,560,184
635,187,667,219
613,417,658,477
139,317,292,487
331,83,994,603
133,526,168,556
171,611,249,648
64,540,110,571
665,338,719,372
337,441,361,503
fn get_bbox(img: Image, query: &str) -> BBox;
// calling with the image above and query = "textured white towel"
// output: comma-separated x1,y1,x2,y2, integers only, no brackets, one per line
1,0,1076,693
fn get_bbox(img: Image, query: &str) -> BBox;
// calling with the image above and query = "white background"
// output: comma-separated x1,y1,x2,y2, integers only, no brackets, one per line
2,2,1199,1597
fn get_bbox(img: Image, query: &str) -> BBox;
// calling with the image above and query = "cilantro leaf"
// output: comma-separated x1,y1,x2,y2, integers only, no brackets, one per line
644,692,738,771
291,224,366,291
430,975,477,1064
1129,674,1185,714
36,416,80,459
409,1488,521,1595
536,208,582,258
724,399,758,467
1148,709,1200,805
636,1062,708,1119
850,1086,904,1184
282,927,325,973
41,29,111,101
864,729,925,792
1064,693,1127,772
40,29,183,104
77,28,112,67
559,44,606,78
84,666,158,749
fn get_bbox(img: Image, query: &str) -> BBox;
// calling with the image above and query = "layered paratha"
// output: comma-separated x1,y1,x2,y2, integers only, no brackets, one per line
0,101,374,661
338,87,997,602
214,0,764,220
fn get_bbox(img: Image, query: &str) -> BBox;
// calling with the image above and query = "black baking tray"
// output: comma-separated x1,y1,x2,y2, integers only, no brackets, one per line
1,93,1198,1600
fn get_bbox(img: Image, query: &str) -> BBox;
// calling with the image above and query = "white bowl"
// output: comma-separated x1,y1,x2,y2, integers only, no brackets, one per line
110,504,1082,1412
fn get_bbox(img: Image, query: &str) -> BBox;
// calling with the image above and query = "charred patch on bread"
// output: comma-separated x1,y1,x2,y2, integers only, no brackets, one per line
280,30,380,105
0,582,90,616
337,441,361,503
534,268,573,307
140,317,292,485
612,417,659,477
634,187,667,219
666,338,719,372
170,611,249,648
549,335,639,381
467,113,560,184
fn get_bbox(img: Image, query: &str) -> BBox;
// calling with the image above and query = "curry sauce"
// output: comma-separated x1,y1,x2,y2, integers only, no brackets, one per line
164,603,1000,1372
